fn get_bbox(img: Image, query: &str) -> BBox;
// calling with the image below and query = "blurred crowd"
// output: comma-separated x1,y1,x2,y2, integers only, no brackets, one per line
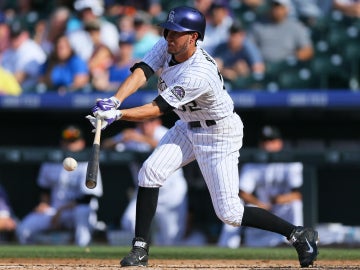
0,0,360,96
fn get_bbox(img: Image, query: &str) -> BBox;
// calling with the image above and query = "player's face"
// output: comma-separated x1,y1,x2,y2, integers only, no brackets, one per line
165,30,197,60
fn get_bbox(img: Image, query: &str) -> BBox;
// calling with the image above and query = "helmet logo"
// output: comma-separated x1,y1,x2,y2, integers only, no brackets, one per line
168,10,175,22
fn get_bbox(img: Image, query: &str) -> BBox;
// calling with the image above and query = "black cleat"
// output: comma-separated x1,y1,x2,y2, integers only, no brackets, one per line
288,226,319,268
120,237,149,267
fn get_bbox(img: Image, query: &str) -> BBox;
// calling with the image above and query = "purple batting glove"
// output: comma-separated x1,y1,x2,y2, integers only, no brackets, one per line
97,109,123,129
86,109,122,131
96,96,121,111
92,96,121,116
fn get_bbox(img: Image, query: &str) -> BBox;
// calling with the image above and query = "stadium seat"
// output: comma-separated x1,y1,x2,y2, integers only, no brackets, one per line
231,74,266,91
310,54,349,89
277,68,315,90
343,41,360,90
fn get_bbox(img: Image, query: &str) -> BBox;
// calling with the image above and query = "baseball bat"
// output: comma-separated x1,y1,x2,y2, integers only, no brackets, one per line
86,117,102,189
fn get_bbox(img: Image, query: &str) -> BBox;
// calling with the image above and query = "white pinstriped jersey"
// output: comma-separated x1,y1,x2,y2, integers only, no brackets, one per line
142,38,234,122
139,37,246,229
239,162,303,203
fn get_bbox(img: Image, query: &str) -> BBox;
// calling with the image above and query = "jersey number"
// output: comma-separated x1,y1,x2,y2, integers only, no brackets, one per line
180,101,201,112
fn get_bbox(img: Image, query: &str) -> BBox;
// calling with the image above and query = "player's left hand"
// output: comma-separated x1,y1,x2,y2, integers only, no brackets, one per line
86,109,123,131
92,96,121,116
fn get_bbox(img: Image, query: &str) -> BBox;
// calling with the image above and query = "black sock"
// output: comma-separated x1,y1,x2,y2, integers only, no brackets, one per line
135,186,159,243
241,206,296,238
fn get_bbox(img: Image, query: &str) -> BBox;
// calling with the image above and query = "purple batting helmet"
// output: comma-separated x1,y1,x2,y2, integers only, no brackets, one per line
159,6,206,40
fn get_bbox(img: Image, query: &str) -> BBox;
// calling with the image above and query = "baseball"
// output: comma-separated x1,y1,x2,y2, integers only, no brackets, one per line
63,157,78,171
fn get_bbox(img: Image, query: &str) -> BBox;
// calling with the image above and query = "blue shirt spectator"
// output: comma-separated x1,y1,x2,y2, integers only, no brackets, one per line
38,35,89,93
215,39,263,67
43,55,88,90
213,20,265,88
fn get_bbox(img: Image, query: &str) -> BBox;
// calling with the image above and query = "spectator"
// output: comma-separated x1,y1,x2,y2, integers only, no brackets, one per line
37,35,90,94
0,183,17,234
84,19,114,92
92,33,136,92
193,0,217,20
0,16,10,60
213,20,265,88
0,66,22,96
241,0,266,9
200,1,233,54
286,0,322,24
132,10,161,61
238,0,322,25
117,14,135,38
3,0,43,36
103,2,137,18
333,0,360,18
248,0,314,63
106,0,165,20
218,125,303,248
16,125,103,247
0,21,46,93
68,0,119,61
33,6,71,55
102,118,188,246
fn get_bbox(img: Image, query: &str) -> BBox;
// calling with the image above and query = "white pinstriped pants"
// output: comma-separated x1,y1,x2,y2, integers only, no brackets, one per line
138,113,245,227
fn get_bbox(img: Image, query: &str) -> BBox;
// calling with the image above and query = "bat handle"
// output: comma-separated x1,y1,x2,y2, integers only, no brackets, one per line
93,117,102,145
86,117,102,189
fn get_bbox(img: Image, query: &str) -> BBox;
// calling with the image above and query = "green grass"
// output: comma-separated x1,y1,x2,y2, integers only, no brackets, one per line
0,245,359,260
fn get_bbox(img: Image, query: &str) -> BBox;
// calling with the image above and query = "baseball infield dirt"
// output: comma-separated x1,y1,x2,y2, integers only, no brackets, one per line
0,259,360,269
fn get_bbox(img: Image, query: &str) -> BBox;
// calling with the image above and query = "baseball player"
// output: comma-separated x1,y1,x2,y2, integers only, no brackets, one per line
86,6,319,268
0,184,17,234
102,118,188,246
16,125,103,247
218,125,304,248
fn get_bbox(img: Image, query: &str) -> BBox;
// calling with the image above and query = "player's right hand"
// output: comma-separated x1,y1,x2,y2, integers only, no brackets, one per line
92,96,121,116
86,109,123,131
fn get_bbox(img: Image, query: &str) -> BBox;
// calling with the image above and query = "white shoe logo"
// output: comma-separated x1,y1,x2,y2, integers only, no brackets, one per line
139,255,146,261
305,237,313,253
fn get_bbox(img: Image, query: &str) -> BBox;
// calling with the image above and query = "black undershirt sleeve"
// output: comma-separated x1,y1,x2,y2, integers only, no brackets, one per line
153,95,174,114
130,62,155,80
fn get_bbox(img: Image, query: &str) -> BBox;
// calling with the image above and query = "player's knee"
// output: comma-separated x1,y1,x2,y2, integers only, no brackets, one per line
138,161,164,187
219,214,242,227
215,205,244,227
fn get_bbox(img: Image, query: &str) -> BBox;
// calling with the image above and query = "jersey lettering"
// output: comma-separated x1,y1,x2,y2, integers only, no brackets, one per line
200,48,226,90
217,69,226,90
179,101,201,112
200,48,216,65
158,77,166,92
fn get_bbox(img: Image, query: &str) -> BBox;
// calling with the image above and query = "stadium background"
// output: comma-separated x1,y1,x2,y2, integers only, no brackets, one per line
1,91,360,244
1,0,360,245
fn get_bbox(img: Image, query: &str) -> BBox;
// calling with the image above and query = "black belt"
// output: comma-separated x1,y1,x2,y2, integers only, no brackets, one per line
188,120,216,128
